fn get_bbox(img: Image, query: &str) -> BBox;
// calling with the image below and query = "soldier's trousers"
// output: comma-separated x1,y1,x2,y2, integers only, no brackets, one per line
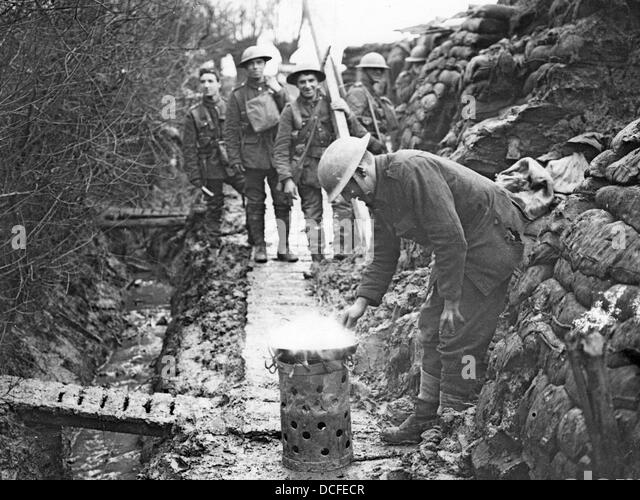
298,184,324,258
332,196,366,257
244,167,291,250
417,276,510,411
203,172,247,242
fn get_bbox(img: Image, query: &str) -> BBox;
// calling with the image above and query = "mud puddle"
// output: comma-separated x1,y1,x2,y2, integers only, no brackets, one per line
66,278,173,480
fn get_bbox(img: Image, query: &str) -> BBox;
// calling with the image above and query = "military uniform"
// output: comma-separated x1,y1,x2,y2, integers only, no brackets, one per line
357,151,525,409
273,90,370,259
346,81,398,153
224,78,290,249
183,96,246,241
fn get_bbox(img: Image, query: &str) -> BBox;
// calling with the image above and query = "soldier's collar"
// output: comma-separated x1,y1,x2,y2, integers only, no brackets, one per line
246,77,267,90
372,154,393,208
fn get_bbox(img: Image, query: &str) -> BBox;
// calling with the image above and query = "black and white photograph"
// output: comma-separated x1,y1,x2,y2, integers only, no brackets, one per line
1,0,639,483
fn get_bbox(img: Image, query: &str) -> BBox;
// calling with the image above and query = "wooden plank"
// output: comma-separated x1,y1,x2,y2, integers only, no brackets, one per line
0,376,219,437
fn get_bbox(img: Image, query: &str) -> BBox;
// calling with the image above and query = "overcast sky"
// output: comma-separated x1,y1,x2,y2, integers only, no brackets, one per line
272,0,497,45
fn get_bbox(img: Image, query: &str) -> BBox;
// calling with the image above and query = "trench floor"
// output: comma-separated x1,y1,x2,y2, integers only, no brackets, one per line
209,194,409,479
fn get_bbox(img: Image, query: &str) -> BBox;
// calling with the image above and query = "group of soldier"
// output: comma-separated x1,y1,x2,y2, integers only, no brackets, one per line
182,46,527,445
183,46,398,265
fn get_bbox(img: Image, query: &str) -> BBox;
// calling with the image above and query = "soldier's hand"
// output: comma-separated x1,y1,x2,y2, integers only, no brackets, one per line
266,76,283,93
341,297,369,329
283,179,299,200
232,163,245,174
331,98,352,117
439,299,465,337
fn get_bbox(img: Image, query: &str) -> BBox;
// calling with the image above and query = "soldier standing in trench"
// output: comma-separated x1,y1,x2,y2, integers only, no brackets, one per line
224,46,298,264
183,62,246,245
333,52,399,258
272,63,376,265
394,45,428,104
317,135,525,444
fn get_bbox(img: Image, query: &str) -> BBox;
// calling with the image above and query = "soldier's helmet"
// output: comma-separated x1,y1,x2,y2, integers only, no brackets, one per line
356,52,390,70
405,45,429,63
286,63,327,85
318,134,371,202
239,46,273,67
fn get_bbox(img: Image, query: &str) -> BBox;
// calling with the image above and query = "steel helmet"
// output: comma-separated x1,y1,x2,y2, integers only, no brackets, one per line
286,63,327,85
356,52,390,70
239,46,273,66
318,134,371,202
405,45,429,63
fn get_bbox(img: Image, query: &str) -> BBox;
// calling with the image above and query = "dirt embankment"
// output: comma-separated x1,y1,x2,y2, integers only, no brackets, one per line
0,234,129,480
141,190,253,479
310,0,640,480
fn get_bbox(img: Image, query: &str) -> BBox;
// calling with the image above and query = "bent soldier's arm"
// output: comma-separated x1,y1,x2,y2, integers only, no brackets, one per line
403,158,467,301
223,92,242,167
273,105,295,183
356,214,401,306
182,114,200,186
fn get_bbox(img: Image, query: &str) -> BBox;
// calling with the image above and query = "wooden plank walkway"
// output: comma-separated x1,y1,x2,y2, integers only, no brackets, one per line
0,376,221,437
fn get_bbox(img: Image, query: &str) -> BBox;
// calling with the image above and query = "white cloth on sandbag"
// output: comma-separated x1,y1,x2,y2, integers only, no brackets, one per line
495,157,555,220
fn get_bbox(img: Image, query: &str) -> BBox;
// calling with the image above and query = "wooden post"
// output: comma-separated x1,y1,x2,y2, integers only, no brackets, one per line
566,326,624,478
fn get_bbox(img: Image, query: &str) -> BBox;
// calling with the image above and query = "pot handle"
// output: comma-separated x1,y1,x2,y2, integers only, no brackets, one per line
265,347,281,374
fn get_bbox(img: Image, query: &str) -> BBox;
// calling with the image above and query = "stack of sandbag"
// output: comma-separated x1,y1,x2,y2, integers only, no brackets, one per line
474,117,640,480
398,4,518,151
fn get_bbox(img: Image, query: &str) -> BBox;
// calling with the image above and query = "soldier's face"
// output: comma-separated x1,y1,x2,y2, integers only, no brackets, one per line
200,73,220,98
296,74,319,99
245,59,266,79
365,68,386,84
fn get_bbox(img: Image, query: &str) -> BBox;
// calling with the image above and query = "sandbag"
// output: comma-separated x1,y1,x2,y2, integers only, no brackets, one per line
523,63,565,96
526,45,556,70
510,265,555,306
612,118,640,156
464,54,494,84
525,213,554,238
425,70,441,84
553,258,614,308
421,93,439,112
524,385,573,457
528,232,562,267
471,4,520,22
557,409,590,461
449,45,475,59
546,152,590,195
424,57,445,73
463,32,504,49
438,69,461,88
562,209,640,285
496,158,555,220
439,40,454,57
609,318,640,363
564,132,606,163
587,150,619,178
552,292,588,333
596,185,640,234
451,31,469,45
432,82,447,99
608,366,640,410
605,148,640,185
552,33,586,61
461,17,509,35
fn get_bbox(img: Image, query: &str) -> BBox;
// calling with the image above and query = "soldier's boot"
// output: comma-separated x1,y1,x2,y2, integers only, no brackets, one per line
275,212,298,263
247,210,267,264
254,245,268,264
380,399,439,445
204,202,223,247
